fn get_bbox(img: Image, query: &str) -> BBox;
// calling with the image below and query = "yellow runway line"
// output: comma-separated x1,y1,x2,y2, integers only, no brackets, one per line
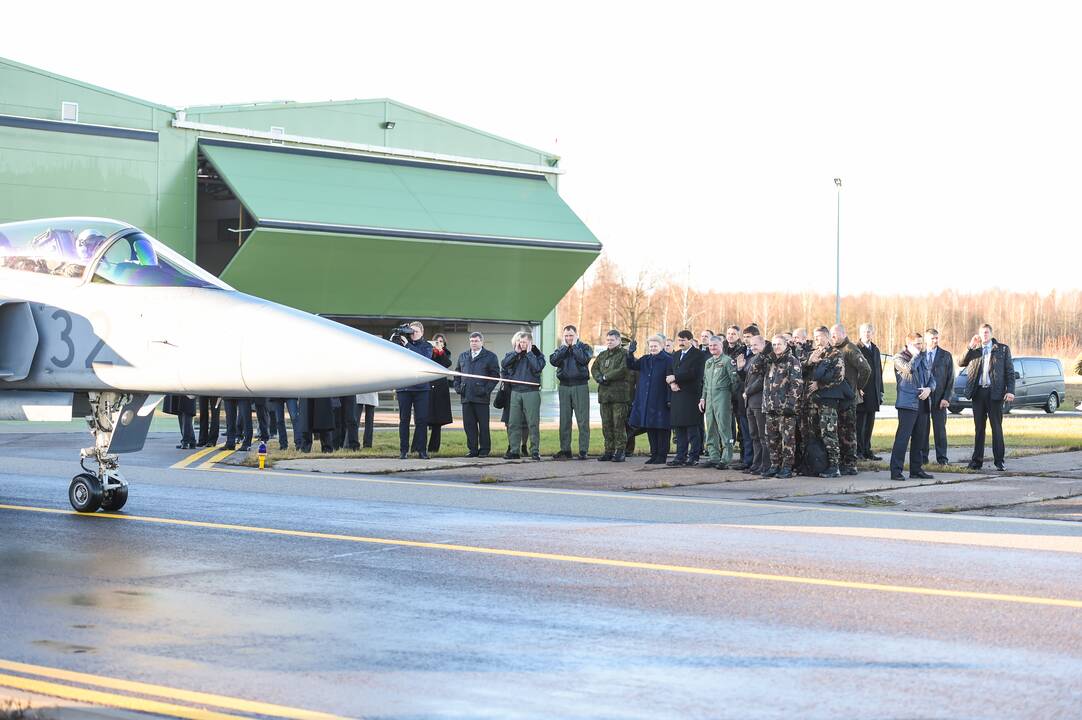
170,444,223,469
0,672,247,720
2,503,1081,609
0,659,345,720
197,448,239,470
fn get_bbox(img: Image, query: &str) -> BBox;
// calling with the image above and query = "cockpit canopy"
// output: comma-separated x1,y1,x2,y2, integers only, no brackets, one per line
0,217,231,289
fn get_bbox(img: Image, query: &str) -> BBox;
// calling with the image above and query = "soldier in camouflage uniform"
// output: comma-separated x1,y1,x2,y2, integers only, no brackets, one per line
762,335,804,479
591,329,630,462
831,324,872,475
807,327,851,477
700,335,740,468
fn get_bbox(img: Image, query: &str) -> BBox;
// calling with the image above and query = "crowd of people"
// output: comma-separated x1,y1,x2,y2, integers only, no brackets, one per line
168,318,1018,480
163,393,385,454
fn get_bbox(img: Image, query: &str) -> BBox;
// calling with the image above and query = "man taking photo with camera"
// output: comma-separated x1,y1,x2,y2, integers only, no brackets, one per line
395,321,433,459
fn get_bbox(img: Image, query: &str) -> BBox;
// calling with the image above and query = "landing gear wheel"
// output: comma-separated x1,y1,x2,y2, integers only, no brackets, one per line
69,473,103,513
100,485,128,512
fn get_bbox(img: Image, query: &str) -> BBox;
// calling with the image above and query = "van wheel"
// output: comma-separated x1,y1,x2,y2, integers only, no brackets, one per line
1045,393,1059,414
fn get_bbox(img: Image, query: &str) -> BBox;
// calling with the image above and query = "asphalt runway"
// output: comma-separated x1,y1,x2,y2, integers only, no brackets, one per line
2,433,1082,719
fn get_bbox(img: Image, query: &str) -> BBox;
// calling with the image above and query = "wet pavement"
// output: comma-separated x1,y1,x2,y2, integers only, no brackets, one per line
2,432,1082,718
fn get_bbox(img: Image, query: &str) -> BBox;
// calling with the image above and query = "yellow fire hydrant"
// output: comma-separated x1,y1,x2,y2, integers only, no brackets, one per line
257,441,267,470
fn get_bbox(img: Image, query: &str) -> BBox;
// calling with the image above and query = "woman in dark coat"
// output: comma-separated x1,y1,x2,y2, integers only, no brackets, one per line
628,334,672,464
427,334,454,452
163,394,197,449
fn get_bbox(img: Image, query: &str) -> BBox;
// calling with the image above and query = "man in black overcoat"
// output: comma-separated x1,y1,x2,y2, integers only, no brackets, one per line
666,330,707,467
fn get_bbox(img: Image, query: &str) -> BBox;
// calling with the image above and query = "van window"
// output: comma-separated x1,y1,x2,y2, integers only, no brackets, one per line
1042,359,1061,378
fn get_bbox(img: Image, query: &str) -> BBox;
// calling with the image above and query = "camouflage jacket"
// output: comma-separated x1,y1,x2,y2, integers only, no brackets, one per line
835,337,871,406
591,346,630,404
763,346,804,415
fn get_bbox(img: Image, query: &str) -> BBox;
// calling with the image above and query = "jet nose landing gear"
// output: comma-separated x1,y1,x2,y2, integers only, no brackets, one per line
69,391,151,513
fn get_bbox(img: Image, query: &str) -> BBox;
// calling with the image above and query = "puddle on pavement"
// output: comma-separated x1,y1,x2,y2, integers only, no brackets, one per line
32,639,96,654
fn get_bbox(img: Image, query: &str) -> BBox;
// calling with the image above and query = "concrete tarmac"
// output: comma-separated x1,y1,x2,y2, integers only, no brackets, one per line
2,433,1082,719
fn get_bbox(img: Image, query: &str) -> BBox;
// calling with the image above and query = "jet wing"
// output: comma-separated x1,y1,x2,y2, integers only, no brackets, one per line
0,297,40,382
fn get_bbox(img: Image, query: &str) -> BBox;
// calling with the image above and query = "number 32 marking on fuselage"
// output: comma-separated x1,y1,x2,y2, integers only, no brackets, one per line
49,309,105,370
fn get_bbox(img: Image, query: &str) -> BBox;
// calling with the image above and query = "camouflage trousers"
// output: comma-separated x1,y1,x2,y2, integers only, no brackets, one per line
600,402,629,454
817,404,840,468
766,412,797,470
838,403,859,468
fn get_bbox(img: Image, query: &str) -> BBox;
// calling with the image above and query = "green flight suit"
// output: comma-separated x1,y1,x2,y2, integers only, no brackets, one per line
591,346,630,454
701,353,739,464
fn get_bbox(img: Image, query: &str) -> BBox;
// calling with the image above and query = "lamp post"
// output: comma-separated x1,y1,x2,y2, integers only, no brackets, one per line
834,177,842,325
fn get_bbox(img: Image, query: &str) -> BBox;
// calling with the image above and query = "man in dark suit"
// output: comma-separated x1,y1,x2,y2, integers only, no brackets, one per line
960,323,1016,471
666,330,707,466
855,323,883,460
921,329,955,466
454,332,500,458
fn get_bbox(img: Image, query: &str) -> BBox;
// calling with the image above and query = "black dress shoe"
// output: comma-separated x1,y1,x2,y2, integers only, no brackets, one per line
868,455,883,461
399,453,407,459
911,471,935,479
994,464,1006,471
466,451,479,458
531,453,541,461
714,462,729,471
762,467,778,477
478,452,490,458
776,468,794,479
552,450,571,460
502,452,520,460
937,458,951,466
223,443,236,451
967,462,982,470
840,466,858,476
598,453,613,462
890,473,907,481
576,452,588,460
418,452,430,459
665,459,686,467
612,451,625,462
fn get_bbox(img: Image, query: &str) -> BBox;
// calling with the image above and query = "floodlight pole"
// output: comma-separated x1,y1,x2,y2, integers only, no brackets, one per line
834,177,842,325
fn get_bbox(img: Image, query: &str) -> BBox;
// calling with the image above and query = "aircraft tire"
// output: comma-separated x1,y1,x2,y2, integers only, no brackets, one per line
69,473,103,513
101,485,128,512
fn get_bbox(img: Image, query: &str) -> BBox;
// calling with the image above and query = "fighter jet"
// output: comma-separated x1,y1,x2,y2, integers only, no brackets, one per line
0,217,523,513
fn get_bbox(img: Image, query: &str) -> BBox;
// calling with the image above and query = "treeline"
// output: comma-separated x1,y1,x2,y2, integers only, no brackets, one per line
558,256,1082,362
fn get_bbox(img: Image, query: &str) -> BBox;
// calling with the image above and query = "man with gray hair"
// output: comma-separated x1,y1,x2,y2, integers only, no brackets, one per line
592,329,631,462
454,332,500,458
856,323,884,460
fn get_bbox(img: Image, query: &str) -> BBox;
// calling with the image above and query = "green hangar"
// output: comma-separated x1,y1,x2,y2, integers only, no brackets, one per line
0,56,600,385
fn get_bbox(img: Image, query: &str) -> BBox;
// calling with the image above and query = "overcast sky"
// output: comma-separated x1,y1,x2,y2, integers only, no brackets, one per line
5,1,1081,295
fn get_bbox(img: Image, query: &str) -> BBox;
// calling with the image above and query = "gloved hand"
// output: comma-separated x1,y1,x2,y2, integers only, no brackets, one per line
628,340,638,354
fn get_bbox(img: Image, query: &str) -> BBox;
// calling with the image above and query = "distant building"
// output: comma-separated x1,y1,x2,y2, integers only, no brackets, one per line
0,57,600,386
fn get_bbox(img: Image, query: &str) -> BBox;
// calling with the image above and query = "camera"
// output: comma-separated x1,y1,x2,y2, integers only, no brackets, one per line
389,323,415,345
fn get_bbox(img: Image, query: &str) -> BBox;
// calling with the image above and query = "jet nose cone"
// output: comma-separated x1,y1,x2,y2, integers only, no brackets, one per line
240,304,448,396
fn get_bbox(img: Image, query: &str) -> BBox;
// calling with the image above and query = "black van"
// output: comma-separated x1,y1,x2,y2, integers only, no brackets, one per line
949,356,1066,414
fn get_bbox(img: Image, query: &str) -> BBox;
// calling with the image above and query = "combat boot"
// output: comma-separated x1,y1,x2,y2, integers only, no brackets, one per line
776,467,794,479
612,450,626,462
762,466,778,477
819,466,841,478
597,452,613,462
840,466,858,476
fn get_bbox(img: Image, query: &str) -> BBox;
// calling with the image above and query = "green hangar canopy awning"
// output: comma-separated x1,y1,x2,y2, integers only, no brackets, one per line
199,139,600,322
